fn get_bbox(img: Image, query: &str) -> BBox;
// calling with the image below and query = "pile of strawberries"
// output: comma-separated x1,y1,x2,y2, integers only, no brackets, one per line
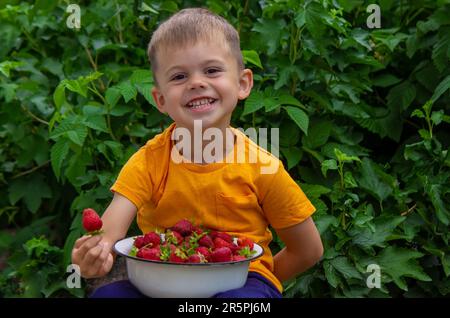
129,219,256,263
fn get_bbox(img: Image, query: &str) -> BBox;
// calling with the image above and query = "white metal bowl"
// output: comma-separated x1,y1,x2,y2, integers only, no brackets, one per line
113,236,264,298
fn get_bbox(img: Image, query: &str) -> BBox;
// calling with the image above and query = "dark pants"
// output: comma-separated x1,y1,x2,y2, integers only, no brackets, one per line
90,272,282,298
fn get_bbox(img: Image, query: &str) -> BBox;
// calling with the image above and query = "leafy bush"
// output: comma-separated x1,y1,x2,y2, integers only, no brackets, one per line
0,0,449,297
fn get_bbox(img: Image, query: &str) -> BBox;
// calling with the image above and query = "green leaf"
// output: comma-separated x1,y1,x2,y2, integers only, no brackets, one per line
334,148,360,163
135,82,155,106
324,261,340,288
68,126,88,146
0,82,18,102
278,94,304,108
431,110,444,126
242,91,264,116
357,158,394,202
372,73,402,87
61,72,103,98
105,87,121,107
110,104,134,116
285,106,309,135
281,147,302,170
432,32,450,73
431,75,450,103
141,2,158,14
330,256,362,279
371,29,408,51
53,83,66,110
50,116,88,146
366,247,432,291
425,183,450,225
275,65,305,90
242,50,263,69
8,174,52,213
411,109,425,118
0,60,23,77
301,184,331,198
302,120,332,149
159,1,178,12
84,115,108,133
128,124,150,137
118,81,137,103
64,79,87,97
50,138,70,180
350,216,406,248
252,18,286,54
321,159,338,177
304,2,327,37
387,81,416,111
442,255,450,277
65,152,90,186
104,140,124,158
314,213,337,235
130,69,153,84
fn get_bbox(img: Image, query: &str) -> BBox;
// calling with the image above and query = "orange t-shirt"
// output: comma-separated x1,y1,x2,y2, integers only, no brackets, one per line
111,123,316,292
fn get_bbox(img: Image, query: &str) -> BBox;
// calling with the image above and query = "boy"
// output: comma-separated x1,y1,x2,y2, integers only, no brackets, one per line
71,8,323,298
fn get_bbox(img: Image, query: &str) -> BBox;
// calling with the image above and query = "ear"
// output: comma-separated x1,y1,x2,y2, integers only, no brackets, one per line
151,86,166,114
237,69,253,100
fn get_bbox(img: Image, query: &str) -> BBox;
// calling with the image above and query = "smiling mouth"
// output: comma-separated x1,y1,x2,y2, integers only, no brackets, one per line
185,98,217,109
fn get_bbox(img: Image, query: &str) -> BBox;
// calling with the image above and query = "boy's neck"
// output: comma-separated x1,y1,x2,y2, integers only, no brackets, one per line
172,124,236,165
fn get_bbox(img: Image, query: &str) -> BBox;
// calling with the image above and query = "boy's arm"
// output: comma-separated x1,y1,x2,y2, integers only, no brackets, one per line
272,217,323,283
72,192,137,278
101,192,138,247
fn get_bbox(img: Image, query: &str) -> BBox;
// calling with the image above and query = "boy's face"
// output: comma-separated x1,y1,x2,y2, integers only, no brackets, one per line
151,38,253,132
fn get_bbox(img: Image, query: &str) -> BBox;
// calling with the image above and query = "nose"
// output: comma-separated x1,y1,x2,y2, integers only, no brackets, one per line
187,73,207,90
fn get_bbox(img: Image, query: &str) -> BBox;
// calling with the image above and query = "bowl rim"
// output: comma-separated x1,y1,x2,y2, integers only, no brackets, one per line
113,235,264,266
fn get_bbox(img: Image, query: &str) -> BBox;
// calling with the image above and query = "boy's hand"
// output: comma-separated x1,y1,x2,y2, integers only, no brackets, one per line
71,235,114,278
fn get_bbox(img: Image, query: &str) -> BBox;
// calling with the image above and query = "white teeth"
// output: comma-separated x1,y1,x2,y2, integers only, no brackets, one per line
187,98,215,108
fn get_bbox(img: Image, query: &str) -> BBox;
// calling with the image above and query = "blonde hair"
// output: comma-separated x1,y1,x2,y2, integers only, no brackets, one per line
147,8,244,77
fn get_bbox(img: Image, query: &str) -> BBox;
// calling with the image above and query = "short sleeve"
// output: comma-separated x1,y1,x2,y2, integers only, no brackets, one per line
110,146,153,209
260,162,316,229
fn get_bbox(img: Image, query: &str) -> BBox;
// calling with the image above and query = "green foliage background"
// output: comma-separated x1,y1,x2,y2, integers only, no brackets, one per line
0,0,449,297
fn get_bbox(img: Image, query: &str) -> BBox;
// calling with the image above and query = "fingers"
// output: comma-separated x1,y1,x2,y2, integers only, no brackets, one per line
100,253,114,276
72,235,107,278
91,243,112,276
72,236,98,264
73,235,92,249
76,235,102,257
91,243,110,271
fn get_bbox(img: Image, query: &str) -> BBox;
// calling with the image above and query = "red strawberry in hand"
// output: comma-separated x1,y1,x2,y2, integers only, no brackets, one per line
82,208,103,235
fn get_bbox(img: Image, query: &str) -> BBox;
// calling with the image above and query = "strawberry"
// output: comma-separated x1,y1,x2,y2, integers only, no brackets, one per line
213,237,234,249
169,247,187,263
237,236,254,250
170,219,194,237
211,231,233,243
165,230,183,245
134,236,147,248
137,247,161,261
187,253,207,263
192,226,204,235
195,246,211,261
210,247,232,262
143,232,161,247
198,235,214,248
232,255,247,261
82,208,103,234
